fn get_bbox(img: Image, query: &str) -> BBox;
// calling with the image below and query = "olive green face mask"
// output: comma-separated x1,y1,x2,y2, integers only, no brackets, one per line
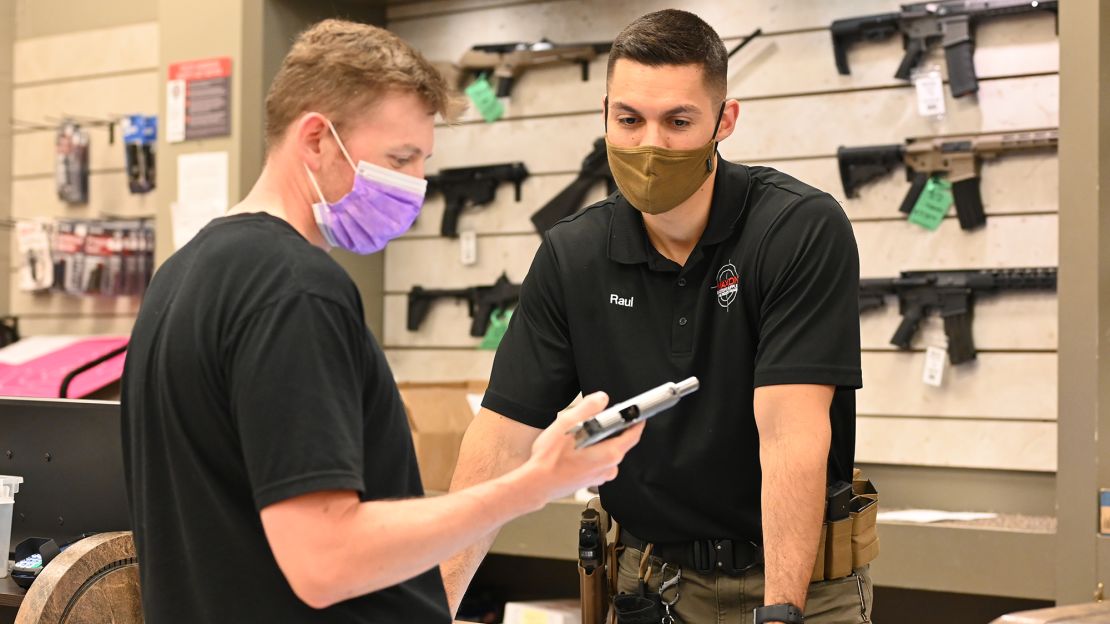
605,101,725,215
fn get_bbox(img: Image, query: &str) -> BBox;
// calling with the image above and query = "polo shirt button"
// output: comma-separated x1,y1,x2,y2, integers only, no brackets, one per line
678,317,688,326
677,278,687,287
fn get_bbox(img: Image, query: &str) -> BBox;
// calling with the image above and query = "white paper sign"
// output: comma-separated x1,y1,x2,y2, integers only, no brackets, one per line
922,345,947,387
173,151,229,250
166,79,187,143
460,230,478,266
913,67,946,118
878,509,998,524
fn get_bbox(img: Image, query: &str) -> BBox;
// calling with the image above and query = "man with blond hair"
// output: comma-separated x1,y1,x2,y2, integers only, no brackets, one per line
121,19,642,622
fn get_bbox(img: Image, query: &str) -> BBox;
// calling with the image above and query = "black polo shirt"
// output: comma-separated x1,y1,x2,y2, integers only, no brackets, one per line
482,157,862,544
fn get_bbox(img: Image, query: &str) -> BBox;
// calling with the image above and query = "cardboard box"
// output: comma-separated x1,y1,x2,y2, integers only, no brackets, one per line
398,381,486,492
503,599,581,624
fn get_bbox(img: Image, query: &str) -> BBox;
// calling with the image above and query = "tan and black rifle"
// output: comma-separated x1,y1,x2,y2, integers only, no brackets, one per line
838,128,1058,231
459,39,612,98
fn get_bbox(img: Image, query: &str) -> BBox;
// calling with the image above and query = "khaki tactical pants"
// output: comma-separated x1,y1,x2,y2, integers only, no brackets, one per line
616,545,873,624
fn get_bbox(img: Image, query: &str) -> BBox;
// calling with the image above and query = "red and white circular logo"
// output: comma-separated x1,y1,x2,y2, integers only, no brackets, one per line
715,262,739,309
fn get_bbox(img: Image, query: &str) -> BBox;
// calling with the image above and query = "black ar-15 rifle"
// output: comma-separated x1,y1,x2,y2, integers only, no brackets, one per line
860,267,1057,364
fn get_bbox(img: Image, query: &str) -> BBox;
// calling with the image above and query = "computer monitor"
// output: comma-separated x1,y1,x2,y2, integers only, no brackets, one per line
0,397,130,553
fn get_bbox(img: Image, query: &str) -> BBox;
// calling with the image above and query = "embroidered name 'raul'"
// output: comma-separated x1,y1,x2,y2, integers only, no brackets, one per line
610,294,634,308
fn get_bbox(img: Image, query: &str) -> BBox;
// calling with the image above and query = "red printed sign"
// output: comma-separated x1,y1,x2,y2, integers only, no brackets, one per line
167,56,233,143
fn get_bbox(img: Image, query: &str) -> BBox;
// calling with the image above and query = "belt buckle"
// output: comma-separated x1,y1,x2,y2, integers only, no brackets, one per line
716,539,762,576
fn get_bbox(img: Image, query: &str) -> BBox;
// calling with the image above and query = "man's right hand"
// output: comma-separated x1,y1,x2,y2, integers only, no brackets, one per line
516,392,644,508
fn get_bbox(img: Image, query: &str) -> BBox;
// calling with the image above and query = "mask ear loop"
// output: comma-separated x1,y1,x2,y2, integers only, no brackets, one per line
322,117,358,172
706,102,726,173
303,164,329,205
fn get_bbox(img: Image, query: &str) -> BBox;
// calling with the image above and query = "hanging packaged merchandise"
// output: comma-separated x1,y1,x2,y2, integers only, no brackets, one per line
55,121,90,204
124,115,157,194
15,220,55,292
143,219,155,293
80,223,114,294
102,223,126,296
52,220,88,294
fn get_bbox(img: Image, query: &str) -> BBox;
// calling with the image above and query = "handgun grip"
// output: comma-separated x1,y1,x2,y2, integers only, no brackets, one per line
898,171,931,215
832,32,852,75
944,40,978,97
469,303,491,337
407,291,430,331
943,312,977,364
951,177,986,231
890,307,924,350
495,76,514,98
440,198,463,238
894,38,927,81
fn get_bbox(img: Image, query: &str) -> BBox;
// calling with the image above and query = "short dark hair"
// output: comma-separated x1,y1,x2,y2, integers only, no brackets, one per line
606,9,728,101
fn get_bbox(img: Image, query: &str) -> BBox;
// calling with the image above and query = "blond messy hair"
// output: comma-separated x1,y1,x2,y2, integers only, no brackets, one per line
265,19,457,148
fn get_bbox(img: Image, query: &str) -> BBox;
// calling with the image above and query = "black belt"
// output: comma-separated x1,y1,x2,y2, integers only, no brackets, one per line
620,530,763,576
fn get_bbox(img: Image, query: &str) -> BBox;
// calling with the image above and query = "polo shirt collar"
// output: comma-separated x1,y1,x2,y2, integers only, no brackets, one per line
607,156,750,265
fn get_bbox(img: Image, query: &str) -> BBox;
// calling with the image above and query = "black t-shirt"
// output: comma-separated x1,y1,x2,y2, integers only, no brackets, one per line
121,213,449,623
483,158,862,544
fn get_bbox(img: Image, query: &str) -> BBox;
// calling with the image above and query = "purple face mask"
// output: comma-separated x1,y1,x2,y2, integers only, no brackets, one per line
305,120,427,255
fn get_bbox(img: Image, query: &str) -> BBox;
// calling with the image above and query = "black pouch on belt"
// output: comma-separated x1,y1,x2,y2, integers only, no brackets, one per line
612,592,664,624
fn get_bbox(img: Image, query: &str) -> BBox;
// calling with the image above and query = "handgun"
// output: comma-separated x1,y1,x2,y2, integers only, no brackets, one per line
570,378,699,449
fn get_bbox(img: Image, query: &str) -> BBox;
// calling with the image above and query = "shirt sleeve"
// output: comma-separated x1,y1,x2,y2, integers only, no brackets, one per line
226,293,368,511
481,234,579,429
753,194,863,389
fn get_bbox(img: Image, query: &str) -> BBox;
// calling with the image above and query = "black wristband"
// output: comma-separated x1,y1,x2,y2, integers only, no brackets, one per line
754,603,805,624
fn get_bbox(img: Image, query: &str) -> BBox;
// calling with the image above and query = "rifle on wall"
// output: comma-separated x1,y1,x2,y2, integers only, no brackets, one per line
407,273,521,337
459,39,612,97
531,138,615,234
426,163,530,238
837,128,1058,231
831,0,1059,97
859,267,1057,364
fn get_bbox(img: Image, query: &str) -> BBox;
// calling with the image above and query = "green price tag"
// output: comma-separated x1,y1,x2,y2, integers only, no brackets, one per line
465,75,504,123
478,308,513,350
907,176,953,231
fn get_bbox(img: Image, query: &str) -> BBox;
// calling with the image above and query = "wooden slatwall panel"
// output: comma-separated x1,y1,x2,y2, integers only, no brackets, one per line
386,1,1059,471
8,22,159,337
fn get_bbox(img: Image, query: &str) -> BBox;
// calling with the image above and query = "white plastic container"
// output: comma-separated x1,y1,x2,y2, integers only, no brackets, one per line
0,475,23,579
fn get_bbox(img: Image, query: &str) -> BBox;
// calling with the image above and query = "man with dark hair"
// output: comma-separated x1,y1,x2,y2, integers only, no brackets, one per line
443,9,871,624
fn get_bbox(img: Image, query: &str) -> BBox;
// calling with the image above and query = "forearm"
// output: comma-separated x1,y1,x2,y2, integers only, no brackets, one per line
440,430,530,614
324,469,542,607
759,433,829,609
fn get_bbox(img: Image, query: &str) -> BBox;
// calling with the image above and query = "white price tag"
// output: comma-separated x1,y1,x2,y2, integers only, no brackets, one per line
459,230,478,266
922,345,947,387
913,67,946,119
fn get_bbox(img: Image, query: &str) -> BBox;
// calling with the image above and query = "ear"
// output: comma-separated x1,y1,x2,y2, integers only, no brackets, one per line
714,99,741,143
295,112,331,172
